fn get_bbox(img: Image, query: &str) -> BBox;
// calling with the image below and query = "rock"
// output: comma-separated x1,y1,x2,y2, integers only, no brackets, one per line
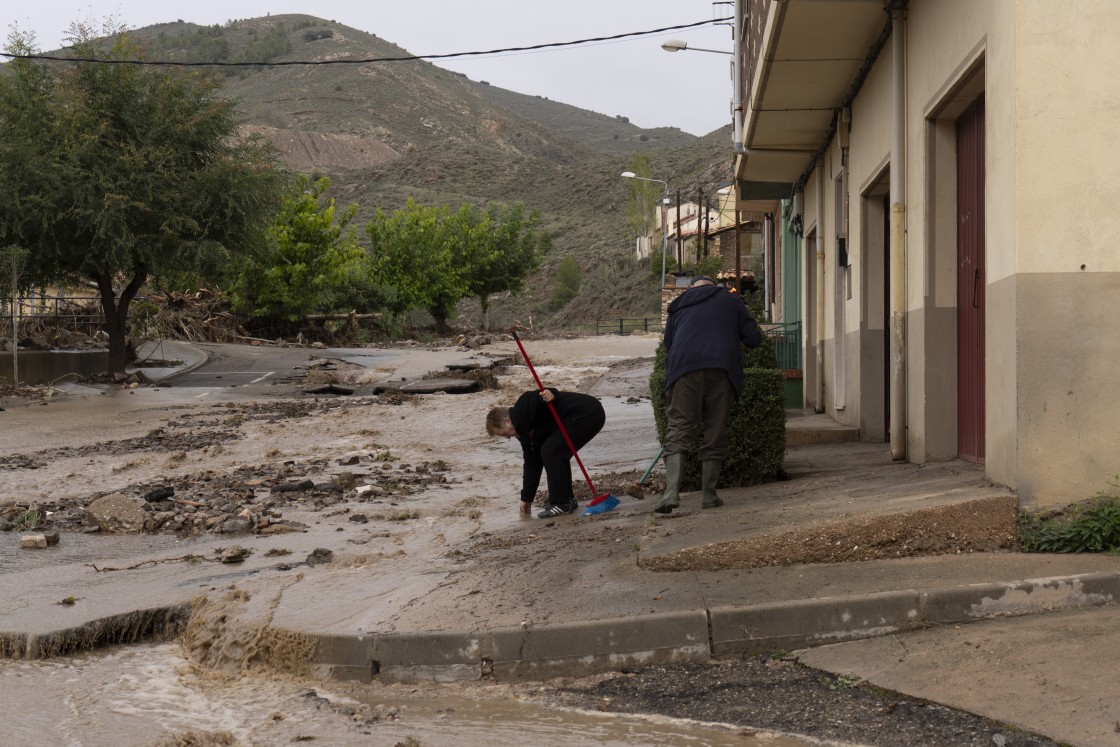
87,493,147,533
348,513,369,524
306,548,333,566
142,486,176,502
220,546,250,563
20,534,49,549
220,517,253,534
271,479,316,494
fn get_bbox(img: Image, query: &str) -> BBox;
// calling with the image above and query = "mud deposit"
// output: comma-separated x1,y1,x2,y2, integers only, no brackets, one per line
0,336,1044,746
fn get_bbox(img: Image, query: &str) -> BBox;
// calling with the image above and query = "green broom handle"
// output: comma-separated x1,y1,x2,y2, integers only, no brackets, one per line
509,328,601,497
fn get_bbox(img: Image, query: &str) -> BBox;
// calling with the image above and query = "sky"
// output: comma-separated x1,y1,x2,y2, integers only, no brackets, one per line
6,1,736,137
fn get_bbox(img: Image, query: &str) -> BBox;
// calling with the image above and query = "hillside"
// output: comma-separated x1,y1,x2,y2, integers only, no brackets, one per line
123,14,732,330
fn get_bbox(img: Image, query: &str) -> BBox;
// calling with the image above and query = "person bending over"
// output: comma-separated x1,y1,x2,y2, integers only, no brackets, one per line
658,275,763,513
486,388,605,518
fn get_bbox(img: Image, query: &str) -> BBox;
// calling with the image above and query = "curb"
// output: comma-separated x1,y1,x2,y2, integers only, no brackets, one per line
302,571,1120,683
6,573,1119,680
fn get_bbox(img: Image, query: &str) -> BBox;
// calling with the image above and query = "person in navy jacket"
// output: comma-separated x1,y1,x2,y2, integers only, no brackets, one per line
486,388,605,518
658,276,763,513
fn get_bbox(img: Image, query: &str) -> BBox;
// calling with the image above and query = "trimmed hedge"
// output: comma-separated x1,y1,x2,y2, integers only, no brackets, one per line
649,334,786,490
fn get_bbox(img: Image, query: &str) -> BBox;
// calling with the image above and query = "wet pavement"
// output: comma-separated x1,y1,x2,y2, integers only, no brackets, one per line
4,336,1120,746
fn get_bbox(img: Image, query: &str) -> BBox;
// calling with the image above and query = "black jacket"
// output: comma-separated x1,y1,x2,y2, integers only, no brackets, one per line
509,389,603,502
664,285,763,396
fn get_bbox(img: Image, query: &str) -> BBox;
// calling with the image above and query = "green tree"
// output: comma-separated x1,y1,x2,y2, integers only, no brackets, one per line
0,23,285,377
231,176,364,322
465,202,545,330
365,200,471,333
553,255,581,307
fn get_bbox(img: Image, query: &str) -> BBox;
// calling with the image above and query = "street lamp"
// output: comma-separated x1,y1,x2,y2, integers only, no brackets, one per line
621,171,671,290
660,39,732,55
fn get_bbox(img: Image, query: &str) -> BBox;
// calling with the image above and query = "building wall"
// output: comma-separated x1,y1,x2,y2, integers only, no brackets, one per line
1011,1,1120,503
793,0,1120,504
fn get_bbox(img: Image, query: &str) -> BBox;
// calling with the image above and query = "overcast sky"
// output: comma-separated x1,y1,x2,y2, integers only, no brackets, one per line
6,1,736,136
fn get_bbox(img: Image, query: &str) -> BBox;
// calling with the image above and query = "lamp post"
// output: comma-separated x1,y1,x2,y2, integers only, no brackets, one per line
621,171,671,289
660,39,733,55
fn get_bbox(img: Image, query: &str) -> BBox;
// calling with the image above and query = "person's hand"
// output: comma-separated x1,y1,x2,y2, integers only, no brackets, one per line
519,501,532,515
540,389,555,404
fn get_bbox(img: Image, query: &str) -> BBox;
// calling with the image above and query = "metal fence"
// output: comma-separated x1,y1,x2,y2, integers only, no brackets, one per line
594,317,661,335
764,320,802,371
0,295,105,338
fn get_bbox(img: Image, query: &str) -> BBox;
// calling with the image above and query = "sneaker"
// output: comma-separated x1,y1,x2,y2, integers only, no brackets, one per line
537,502,576,518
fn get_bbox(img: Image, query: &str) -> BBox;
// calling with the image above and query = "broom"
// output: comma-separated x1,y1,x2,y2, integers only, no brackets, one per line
508,328,620,516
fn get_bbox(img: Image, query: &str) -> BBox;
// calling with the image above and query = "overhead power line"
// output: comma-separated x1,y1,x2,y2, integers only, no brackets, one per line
2,18,732,67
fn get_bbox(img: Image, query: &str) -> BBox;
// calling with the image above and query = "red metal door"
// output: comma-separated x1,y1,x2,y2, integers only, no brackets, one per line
957,97,985,462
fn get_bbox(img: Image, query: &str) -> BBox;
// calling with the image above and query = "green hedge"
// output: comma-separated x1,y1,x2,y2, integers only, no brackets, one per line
649,335,786,489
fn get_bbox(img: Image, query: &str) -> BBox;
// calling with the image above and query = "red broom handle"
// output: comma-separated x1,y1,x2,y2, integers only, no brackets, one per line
509,328,600,496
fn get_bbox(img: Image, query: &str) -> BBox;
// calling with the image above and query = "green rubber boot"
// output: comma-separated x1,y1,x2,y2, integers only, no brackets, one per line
702,459,724,508
654,453,682,514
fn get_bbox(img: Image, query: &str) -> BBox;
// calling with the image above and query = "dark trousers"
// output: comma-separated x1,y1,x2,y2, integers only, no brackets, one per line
541,404,605,505
665,368,734,461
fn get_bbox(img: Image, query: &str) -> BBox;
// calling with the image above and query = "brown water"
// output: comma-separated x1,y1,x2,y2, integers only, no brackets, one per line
0,642,821,747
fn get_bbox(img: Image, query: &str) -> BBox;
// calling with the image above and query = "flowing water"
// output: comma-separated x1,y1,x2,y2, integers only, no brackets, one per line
0,642,818,747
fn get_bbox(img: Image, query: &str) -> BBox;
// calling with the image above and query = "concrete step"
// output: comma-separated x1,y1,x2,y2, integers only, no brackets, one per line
785,409,860,446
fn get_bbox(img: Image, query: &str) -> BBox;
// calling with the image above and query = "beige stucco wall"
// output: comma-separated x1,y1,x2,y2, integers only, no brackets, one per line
1011,2,1120,503
782,0,1120,504
1016,273,1120,503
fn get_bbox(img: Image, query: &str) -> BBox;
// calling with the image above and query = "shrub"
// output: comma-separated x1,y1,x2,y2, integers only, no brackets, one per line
649,333,786,490
1019,487,1120,553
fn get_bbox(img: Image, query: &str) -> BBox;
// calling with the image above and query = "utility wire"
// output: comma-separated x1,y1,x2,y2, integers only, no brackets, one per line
2,18,731,67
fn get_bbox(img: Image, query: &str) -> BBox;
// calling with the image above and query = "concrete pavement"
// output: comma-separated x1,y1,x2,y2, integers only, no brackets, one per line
6,339,1120,746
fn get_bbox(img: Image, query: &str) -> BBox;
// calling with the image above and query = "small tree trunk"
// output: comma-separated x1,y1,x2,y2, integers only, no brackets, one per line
96,270,145,379
479,295,490,331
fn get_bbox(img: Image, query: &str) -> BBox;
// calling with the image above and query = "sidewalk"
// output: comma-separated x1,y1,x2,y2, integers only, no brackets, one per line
5,341,1120,746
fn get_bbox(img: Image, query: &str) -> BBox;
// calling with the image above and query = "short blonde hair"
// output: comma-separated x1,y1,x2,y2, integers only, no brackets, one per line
485,406,510,436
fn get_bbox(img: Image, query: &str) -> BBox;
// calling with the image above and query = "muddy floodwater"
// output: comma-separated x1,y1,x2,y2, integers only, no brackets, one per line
0,642,815,746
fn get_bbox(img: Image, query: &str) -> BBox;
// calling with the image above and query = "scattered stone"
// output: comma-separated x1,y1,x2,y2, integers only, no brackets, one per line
87,493,147,533
20,534,49,549
306,548,333,566
220,545,250,563
348,513,369,524
271,479,315,494
142,486,175,502
220,517,253,534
